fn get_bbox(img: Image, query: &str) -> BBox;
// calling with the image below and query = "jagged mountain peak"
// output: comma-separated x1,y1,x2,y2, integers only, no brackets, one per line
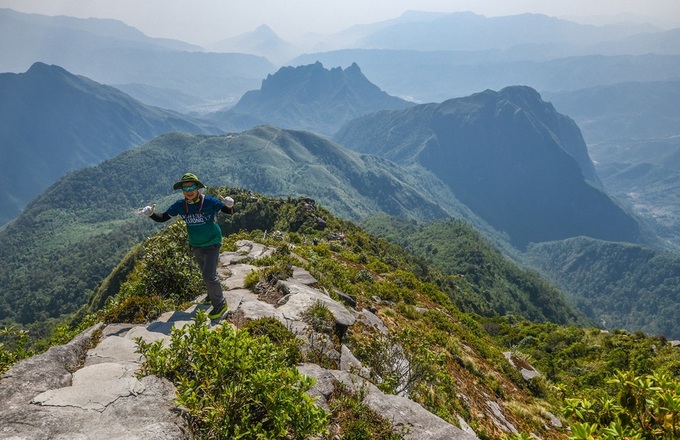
208,62,413,137
257,61,372,95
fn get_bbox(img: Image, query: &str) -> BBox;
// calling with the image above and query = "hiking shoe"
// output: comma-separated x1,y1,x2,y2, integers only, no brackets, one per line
208,303,228,320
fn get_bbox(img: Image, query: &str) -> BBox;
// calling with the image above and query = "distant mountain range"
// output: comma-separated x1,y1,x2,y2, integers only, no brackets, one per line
0,8,275,113
292,50,680,104
206,62,413,137
0,62,222,225
4,8,680,109
545,80,680,144
352,12,664,53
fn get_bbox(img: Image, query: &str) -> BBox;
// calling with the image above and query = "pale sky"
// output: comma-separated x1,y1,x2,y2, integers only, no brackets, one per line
2,0,679,47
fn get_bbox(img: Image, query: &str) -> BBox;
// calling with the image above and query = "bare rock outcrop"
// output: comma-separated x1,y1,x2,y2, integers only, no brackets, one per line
0,240,478,440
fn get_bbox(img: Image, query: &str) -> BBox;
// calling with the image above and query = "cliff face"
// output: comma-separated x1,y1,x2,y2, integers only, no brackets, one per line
0,240,554,439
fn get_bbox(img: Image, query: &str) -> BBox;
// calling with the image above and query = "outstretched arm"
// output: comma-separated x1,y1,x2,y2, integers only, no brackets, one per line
150,212,172,222
137,204,172,222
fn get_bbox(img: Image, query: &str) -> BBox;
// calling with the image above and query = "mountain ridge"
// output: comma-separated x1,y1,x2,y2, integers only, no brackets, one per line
0,126,468,325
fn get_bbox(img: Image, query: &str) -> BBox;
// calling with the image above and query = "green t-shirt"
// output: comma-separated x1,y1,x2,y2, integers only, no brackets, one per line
167,195,225,247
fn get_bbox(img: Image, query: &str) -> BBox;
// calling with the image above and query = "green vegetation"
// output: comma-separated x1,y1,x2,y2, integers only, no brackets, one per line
2,191,679,439
0,127,458,335
326,382,406,440
361,214,587,326
563,370,680,439
137,311,328,439
0,326,29,374
526,237,680,338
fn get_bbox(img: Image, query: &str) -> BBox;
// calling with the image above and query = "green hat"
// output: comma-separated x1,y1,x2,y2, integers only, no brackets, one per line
173,172,205,190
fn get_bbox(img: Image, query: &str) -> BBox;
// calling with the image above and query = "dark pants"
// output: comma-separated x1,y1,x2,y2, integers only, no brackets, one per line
191,243,225,308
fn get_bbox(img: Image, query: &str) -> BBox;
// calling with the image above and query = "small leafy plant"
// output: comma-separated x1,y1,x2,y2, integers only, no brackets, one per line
241,316,303,366
136,311,328,439
563,369,680,440
0,326,30,374
326,382,406,439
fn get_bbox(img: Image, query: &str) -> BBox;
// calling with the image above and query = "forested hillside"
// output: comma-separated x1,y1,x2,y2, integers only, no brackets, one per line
361,214,588,326
525,237,680,338
361,214,680,339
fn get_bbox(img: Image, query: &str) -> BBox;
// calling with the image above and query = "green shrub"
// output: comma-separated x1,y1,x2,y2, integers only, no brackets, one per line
327,382,406,439
302,301,335,334
137,311,328,439
241,317,303,365
102,294,169,324
258,262,295,285
300,301,341,369
563,369,680,440
0,326,30,374
137,221,204,303
350,327,442,396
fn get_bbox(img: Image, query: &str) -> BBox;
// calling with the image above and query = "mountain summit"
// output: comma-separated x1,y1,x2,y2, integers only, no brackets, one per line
335,86,646,248
207,62,413,137
210,24,299,65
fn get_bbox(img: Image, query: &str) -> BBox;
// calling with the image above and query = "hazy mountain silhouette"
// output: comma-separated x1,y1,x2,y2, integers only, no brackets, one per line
210,24,300,65
545,80,680,143
335,86,647,249
356,12,663,52
292,50,680,104
0,8,275,112
0,62,222,225
207,62,413,137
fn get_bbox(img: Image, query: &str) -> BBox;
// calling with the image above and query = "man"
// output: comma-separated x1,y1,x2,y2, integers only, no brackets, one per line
138,172,234,320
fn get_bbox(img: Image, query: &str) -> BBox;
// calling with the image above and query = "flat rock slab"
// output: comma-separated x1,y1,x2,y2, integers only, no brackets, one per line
221,263,257,290
278,279,355,327
87,335,142,363
33,362,145,412
290,266,318,285
0,324,188,439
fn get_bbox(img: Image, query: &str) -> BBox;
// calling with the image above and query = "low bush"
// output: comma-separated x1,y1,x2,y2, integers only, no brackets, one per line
136,311,328,439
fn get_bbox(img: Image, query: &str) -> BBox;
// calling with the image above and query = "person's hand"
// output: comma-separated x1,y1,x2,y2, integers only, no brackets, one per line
137,204,156,216
221,196,234,208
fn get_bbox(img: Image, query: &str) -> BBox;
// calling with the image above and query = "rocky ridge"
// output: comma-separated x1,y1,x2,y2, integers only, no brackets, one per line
0,240,504,439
